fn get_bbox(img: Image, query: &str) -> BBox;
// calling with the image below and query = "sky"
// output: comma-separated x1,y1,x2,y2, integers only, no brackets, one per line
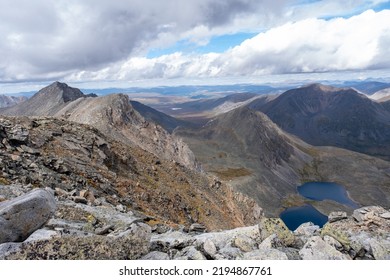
1,0,390,93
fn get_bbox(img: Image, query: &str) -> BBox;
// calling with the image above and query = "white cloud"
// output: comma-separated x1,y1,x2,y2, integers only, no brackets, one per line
0,0,389,84
67,9,390,82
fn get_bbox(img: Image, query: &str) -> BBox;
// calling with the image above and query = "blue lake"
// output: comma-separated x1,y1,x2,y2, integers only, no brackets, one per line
297,182,359,208
280,182,359,231
280,204,328,231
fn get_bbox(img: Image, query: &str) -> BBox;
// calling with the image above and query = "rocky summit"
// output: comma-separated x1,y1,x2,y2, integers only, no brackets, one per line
0,185,389,260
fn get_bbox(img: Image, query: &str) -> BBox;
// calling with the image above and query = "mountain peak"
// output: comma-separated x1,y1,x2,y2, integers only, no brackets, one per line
0,81,91,116
301,83,342,92
37,81,85,103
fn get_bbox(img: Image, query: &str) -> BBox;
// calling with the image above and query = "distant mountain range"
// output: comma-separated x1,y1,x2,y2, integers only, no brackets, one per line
0,95,27,108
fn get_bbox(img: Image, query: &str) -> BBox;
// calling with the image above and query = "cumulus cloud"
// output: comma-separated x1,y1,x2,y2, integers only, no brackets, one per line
67,9,390,81
0,0,389,83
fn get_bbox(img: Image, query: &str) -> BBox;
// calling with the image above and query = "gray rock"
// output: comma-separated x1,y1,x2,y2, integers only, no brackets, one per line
242,248,288,260
175,246,206,260
0,188,56,244
232,235,257,252
95,224,114,235
189,223,206,233
299,236,351,260
24,229,59,242
323,235,343,251
200,239,217,259
7,125,29,143
218,245,243,260
328,211,348,223
150,231,195,252
294,222,320,237
0,242,22,259
141,251,170,260
194,225,261,250
380,212,390,219
241,234,288,260
367,238,390,260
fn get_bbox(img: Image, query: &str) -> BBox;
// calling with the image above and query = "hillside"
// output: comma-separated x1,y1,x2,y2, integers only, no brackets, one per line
153,92,261,124
130,100,194,133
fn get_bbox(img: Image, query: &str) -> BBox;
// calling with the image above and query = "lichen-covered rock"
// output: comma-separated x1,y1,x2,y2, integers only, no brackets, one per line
328,211,348,223
299,236,351,260
259,218,296,247
232,235,257,252
2,223,151,260
0,188,56,244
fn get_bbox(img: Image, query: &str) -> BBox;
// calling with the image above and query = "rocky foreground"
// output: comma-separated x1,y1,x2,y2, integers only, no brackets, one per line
1,185,389,260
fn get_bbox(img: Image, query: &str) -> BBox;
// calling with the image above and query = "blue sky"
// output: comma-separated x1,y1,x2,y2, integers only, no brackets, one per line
1,0,390,92
147,32,258,58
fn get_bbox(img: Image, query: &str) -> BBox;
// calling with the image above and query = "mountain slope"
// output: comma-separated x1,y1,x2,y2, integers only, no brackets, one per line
370,88,390,102
0,82,96,116
256,83,390,159
0,95,27,108
55,94,198,169
153,92,261,124
0,115,262,230
130,100,194,133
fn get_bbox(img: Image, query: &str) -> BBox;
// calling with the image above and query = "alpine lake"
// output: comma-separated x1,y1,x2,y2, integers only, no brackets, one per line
280,182,359,231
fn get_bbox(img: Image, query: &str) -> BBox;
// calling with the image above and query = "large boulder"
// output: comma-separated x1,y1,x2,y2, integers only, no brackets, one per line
0,188,56,244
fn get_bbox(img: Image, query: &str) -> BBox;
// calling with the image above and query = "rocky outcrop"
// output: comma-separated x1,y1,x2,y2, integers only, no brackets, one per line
0,188,56,243
56,94,198,170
